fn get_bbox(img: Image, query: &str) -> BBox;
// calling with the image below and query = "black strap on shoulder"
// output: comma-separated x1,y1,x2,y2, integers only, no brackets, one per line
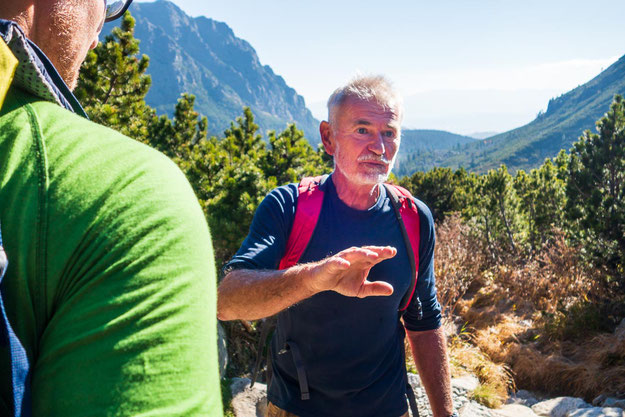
0,223,32,417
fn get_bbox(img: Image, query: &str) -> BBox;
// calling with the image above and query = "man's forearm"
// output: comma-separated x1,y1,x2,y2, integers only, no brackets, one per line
407,327,454,417
217,246,397,321
217,265,317,321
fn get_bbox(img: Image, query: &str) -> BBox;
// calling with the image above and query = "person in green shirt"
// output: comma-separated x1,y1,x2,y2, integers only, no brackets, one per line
0,0,222,415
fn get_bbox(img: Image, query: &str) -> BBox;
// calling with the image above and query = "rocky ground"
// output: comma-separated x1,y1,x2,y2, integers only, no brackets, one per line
228,374,625,417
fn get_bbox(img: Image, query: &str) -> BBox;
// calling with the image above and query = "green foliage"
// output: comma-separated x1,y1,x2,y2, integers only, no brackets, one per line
541,301,613,342
514,160,566,252
566,95,625,291
399,167,472,222
76,13,153,141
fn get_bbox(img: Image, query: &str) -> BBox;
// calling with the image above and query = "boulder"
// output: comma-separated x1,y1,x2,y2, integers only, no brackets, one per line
230,377,268,417
532,397,590,417
602,398,625,410
508,390,540,407
452,375,480,393
493,404,539,417
566,407,625,417
459,400,494,417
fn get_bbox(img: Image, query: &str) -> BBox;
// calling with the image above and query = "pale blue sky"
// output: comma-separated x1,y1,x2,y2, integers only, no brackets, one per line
135,0,625,135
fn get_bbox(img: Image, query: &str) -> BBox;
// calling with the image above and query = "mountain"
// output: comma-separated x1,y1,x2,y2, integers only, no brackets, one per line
395,129,477,176
101,0,319,141
434,55,625,173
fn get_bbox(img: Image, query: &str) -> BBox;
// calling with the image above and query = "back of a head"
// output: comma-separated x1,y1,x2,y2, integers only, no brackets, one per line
327,75,404,126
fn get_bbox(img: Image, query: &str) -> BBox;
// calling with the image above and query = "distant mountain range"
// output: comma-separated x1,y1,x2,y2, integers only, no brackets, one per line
102,0,319,140
432,55,625,173
394,130,477,176
102,1,625,176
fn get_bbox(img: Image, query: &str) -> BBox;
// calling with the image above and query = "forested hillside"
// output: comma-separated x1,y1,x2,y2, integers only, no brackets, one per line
395,129,476,176
434,55,625,173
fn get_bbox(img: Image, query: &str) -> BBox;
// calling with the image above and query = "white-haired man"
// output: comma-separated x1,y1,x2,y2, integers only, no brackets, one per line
0,1,221,415
218,76,455,417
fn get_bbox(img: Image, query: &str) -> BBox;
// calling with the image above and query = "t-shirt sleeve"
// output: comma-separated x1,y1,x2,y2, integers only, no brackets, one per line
32,112,223,416
223,183,298,273
402,199,442,332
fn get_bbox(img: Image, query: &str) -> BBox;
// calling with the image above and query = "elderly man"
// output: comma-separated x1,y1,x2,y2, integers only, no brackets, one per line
0,1,221,415
218,76,455,417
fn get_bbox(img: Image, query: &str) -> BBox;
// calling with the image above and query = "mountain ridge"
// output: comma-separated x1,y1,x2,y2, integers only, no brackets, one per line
102,0,320,140
434,54,625,173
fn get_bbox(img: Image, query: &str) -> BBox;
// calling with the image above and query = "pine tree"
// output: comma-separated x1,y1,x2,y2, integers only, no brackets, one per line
566,95,625,290
75,13,153,141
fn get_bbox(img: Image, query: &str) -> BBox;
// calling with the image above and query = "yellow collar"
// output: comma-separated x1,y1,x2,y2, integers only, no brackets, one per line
0,37,17,110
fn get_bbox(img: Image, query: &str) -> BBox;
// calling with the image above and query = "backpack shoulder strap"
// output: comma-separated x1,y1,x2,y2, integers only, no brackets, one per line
0,224,32,417
384,184,421,313
278,175,328,270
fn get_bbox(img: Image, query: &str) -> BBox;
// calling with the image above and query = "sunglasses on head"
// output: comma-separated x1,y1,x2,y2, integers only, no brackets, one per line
104,0,134,23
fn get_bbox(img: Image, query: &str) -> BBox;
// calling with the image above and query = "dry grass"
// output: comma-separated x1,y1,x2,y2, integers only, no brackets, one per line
433,216,625,402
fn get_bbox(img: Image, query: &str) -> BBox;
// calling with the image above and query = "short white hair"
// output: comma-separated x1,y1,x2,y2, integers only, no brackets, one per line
327,75,404,126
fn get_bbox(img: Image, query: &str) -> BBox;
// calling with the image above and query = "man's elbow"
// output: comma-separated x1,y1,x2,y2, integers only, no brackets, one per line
216,291,236,321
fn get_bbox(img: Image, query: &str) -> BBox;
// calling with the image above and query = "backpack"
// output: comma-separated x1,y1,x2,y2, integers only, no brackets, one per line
251,175,422,416
0,223,31,417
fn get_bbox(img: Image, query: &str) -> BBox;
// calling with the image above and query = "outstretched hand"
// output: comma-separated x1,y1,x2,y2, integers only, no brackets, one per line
308,246,397,298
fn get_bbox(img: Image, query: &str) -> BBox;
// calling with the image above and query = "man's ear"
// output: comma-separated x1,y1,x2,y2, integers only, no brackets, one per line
320,121,335,156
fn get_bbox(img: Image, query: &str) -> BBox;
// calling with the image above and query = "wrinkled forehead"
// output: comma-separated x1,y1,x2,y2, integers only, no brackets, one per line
337,96,402,126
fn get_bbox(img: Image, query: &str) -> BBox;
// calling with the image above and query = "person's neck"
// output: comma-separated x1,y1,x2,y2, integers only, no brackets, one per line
332,171,381,211
1,7,34,38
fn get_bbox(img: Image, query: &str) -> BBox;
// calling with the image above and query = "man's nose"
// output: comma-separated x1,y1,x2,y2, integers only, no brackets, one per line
368,133,385,155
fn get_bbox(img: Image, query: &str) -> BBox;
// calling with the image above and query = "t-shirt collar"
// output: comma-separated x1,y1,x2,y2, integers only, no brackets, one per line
0,19,88,118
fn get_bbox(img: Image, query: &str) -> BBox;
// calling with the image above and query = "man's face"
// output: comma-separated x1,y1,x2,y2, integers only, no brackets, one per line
323,97,401,186
35,0,106,90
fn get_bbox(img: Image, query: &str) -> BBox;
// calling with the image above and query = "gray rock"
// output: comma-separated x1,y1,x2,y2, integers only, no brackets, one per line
532,397,591,417
566,407,625,417
594,396,609,407
230,377,268,417
602,398,625,410
217,322,228,378
508,390,540,407
453,375,480,393
407,372,423,389
493,404,539,417
459,400,494,417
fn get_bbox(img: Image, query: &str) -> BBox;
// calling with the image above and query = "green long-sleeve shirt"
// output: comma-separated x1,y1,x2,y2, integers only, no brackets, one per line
0,37,222,415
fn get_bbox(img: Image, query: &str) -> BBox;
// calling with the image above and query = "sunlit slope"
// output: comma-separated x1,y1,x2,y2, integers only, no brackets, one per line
439,54,625,173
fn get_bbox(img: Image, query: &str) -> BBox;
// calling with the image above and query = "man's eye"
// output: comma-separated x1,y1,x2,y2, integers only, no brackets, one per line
384,131,395,138
357,127,368,134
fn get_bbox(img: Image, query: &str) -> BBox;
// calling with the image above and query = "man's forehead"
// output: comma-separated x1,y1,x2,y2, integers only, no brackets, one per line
341,97,401,125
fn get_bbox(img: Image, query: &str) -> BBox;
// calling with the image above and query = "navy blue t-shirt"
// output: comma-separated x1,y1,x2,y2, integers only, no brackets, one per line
225,176,441,417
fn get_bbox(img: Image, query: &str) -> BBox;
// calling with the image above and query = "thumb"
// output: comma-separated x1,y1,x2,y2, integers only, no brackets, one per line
358,280,394,298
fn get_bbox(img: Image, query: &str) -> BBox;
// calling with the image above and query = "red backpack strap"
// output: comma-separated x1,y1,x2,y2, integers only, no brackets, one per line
278,176,328,270
384,184,421,312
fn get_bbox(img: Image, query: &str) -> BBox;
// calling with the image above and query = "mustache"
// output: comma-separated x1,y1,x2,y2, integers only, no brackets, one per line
357,154,391,164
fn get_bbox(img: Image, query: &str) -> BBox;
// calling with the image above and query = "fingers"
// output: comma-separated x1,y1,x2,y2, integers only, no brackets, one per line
361,246,397,261
358,280,394,298
337,246,397,265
